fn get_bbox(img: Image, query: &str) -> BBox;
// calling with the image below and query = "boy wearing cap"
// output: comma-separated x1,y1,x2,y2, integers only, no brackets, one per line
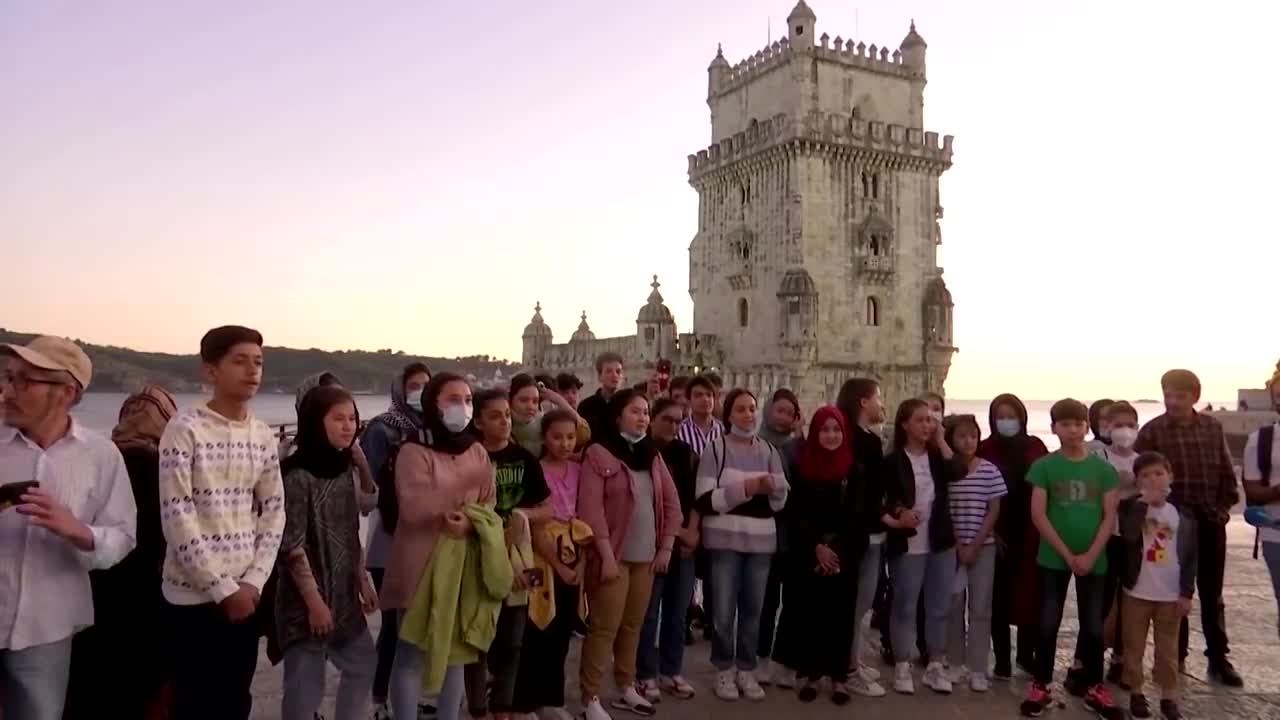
0,336,137,720
159,325,285,720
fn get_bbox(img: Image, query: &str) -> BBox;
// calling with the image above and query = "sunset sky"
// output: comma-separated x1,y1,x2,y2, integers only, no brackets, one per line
3,0,1275,401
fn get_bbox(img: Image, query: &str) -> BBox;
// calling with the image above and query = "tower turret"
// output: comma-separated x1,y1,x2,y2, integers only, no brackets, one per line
708,44,730,98
636,275,677,364
787,1,817,46
900,20,927,74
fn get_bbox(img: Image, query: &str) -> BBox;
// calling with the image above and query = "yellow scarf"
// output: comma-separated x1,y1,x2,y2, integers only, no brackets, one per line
527,518,593,630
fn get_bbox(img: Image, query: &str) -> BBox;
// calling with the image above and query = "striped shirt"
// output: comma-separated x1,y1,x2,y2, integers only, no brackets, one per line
0,421,137,650
949,458,1007,546
677,416,723,458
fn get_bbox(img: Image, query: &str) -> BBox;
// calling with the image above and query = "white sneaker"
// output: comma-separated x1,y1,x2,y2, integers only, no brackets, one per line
846,667,887,697
715,671,740,701
638,679,661,704
770,665,796,689
893,662,915,695
737,670,766,701
855,663,881,682
923,662,953,694
947,665,970,684
969,673,990,693
610,686,656,717
582,697,613,720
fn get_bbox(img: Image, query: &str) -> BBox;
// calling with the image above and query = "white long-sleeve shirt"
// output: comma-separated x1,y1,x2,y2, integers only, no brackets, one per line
158,406,285,605
0,420,137,650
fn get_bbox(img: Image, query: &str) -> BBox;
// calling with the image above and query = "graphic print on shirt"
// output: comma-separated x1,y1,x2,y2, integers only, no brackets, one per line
494,459,527,518
1143,516,1174,564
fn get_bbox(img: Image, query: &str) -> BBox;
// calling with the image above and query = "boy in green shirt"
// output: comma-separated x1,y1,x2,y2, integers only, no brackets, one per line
1020,399,1122,720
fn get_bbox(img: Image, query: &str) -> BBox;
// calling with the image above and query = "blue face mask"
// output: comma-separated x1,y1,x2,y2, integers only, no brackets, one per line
406,389,424,413
995,418,1021,438
620,430,646,445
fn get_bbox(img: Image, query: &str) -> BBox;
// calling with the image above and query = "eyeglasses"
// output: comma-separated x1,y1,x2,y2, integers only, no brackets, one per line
1,372,69,392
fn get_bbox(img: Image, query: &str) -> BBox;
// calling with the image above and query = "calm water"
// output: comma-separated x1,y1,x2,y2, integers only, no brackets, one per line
70,393,1213,450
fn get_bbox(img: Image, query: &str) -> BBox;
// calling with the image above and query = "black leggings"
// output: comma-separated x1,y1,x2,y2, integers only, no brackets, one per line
369,568,398,703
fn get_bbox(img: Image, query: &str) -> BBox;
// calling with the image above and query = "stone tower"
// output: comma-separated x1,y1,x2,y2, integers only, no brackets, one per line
521,302,553,368
686,1,957,410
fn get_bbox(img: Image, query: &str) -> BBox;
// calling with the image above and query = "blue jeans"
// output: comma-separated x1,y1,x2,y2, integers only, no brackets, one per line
851,542,884,662
889,549,957,663
1263,542,1280,618
0,636,73,720
707,549,772,672
638,552,697,680
390,612,465,720
282,632,377,720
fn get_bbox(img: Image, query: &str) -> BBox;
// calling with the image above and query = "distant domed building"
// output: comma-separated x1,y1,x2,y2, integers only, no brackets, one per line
522,1,957,408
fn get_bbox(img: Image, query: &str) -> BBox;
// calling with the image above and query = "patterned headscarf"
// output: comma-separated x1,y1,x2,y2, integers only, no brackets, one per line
112,385,178,452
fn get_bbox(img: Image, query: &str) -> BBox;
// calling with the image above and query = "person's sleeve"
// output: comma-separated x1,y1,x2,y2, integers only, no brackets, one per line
989,464,1009,499
243,441,286,593
521,453,551,507
767,445,789,512
279,469,309,557
1098,459,1119,493
1027,457,1048,490
1243,431,1262,483
158,420,240,602
655,456,681,551
1134,422,1157,454
80,444,138,570
693,442,748,515
577,450,609,542
359,422,393,483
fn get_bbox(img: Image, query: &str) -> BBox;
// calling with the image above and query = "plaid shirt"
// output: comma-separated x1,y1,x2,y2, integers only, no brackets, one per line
1135,411,1239,516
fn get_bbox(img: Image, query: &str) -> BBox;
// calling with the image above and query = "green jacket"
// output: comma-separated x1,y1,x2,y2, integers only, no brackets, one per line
400,503,512,693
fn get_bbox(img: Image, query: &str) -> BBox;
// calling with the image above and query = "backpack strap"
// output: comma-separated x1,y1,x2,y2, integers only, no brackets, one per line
1260,425,1275,487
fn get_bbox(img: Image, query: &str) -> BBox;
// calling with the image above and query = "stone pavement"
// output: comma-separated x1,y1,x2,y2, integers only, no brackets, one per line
249,519,1280,719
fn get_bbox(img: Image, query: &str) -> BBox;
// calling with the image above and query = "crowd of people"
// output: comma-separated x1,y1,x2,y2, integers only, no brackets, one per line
0,326,1273,720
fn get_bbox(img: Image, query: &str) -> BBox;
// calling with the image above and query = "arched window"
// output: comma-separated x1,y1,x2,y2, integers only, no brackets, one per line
738,298,749,327
866,296,880,326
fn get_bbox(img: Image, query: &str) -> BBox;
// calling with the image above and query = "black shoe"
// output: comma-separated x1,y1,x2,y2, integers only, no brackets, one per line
1020,683,1051,717
1159,700,1184,720
797,682,819,702
1106,661,1128,689
1129,693,1152,719
1084,684,1125,720
1063,666,1088,697
880,646,894,667
992,662,1013,681
418,703,437,719
831,681,851,706
1208,659,1244,688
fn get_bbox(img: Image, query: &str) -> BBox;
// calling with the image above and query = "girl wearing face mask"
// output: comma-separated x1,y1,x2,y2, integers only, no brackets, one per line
1092,401,1141,686
381,372,495,720
509,373,590,458
694,388,790,703
577,389,682,720
361,362,430,718
1087,398,1116,451
977,393,1049,681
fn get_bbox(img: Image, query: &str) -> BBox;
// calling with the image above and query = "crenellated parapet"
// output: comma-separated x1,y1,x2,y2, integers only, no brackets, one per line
712,37,794,98
688,111,953,181
711,28,920,100
814,33,916,78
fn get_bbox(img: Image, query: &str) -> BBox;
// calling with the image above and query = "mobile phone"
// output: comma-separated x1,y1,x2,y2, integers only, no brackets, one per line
0,481,39,511
523,568,545,588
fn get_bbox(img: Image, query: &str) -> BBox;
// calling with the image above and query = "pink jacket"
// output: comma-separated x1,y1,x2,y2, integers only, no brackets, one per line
577,444,682,567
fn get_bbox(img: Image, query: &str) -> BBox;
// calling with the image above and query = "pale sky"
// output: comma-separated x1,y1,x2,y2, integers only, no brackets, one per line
3,0,1275,401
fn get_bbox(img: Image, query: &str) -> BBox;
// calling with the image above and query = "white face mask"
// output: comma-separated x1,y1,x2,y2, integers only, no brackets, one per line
440,402,473,433
406,389,424,413
1110,427,1138,449
929,410,944,423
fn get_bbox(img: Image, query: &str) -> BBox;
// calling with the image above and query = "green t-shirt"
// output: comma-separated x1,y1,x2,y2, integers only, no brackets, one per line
1028,451,1119,574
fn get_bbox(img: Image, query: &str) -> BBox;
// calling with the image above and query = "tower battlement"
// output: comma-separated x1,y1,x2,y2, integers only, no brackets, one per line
711,32,917,99
687,112,953,180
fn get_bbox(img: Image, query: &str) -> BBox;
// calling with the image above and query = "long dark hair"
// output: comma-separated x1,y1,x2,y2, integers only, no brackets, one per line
837,377,879,427
600,388,656,471
892,398,930,451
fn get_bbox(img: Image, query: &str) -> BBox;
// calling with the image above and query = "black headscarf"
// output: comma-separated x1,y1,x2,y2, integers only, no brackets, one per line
282,385,358,479
979,393,1048,542
372,363,429,435
419,372,477,457
598,388,657,472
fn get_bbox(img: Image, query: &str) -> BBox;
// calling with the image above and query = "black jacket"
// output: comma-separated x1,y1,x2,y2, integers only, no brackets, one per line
881,447,960,557
1118,497,1198,599
851,425,888,536
788,462,870,567
577,390,612,444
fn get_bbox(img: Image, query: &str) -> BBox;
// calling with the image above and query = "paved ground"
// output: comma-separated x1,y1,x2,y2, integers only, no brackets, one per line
250,519,1280,719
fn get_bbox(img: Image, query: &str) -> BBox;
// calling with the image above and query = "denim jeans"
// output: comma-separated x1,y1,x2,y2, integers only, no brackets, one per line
889,548,956,663
638,552,697,680
0,636,73,720
850,542,883,663
1037,568,1105,687
282,631,377,720
1264,542,1280,618
390,612,465,720
947,544,997,674
707,550,772,672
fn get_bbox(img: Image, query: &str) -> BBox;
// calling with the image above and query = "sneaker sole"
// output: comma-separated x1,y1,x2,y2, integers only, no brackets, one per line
609,700,655,717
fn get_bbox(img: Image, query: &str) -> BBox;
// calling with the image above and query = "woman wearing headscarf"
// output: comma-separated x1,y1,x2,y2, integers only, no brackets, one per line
977,393,1049,681
361,363,431,717
276,385,379,720
775,406,864,705
382,372,495,720
755,388,801,686
577,389,682,720
64,386,178,720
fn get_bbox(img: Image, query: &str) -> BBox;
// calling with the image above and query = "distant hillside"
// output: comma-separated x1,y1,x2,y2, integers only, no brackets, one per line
0,329,519,394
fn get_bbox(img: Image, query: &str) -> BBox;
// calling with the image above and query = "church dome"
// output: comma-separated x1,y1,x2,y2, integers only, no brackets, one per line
901,20,927,50
522,302,553,340
637,275,675,325
924,277,953,307
571,311,596,343
776,268,817,296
